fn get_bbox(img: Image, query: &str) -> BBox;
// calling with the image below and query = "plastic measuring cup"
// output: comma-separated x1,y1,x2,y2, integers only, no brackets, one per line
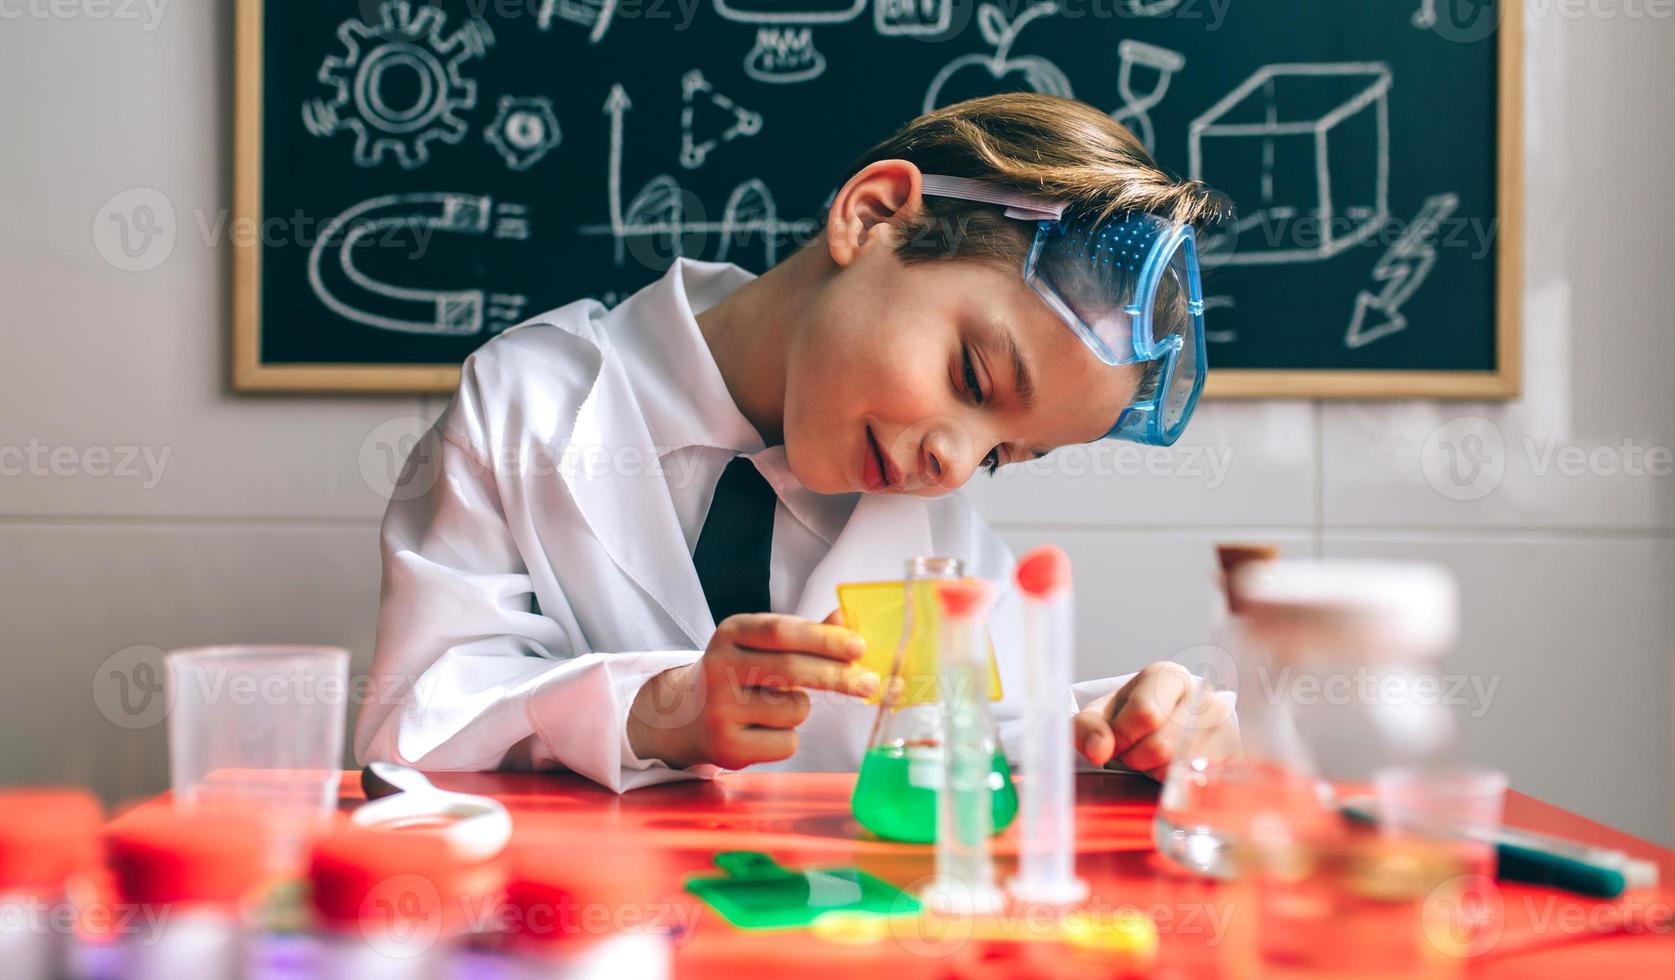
1374,764,1508,878
167,645,349,868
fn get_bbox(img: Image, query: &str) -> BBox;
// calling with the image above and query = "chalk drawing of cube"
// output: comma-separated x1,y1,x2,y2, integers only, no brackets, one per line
1189,63,1392,266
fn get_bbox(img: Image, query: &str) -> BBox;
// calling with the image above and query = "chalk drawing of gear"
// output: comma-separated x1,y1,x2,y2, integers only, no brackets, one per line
485,96,562,171
308,193,530,336
302,1,495,170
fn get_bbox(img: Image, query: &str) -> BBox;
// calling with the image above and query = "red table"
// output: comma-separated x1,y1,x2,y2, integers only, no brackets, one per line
332,770,1675,979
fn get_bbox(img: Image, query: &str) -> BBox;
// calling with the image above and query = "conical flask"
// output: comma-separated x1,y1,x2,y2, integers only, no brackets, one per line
851,557,1017,843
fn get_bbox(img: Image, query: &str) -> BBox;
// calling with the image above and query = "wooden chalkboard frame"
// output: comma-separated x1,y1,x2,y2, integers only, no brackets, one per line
1207,5,1523,400
232,0,1522,398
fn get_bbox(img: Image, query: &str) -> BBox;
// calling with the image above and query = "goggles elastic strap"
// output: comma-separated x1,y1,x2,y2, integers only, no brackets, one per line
919,174,1067,223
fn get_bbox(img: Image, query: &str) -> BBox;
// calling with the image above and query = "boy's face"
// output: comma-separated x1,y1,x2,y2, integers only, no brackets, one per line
783,224,1140,497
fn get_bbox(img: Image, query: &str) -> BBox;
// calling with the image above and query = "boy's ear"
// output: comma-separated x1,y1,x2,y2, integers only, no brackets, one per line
826,160,922,269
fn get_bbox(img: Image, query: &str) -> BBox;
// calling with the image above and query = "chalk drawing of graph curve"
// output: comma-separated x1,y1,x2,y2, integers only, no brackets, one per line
301,2,494,171
579,84,816,267
1189,63,1392,267
1345,192,1459,349
308,193,529,336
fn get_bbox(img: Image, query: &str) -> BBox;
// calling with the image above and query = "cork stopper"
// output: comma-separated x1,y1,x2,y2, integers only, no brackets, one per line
1216,543,1280,614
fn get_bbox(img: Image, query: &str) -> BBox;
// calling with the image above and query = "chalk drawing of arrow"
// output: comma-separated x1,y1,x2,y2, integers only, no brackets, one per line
602,83,632,263
1345,192,1460,349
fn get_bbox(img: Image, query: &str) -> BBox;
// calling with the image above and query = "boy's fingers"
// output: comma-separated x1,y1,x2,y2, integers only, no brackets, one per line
1074,709,1116,767
821,608,847,628
1110,665,1193,756
737,688,812,729
732,727,798,766
1116,726,1175,775
732,650,880,699
727,614,865,661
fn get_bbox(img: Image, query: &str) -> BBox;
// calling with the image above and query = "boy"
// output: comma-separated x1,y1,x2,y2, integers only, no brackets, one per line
357,93,1238,792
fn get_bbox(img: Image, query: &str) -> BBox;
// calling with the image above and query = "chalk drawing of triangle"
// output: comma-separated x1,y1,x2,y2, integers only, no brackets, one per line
680,68,763,170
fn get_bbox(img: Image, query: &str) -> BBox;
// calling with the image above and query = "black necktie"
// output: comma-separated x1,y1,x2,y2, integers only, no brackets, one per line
693,455,777,625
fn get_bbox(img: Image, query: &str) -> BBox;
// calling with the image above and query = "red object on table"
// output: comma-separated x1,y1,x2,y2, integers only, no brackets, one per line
323,770,1675,979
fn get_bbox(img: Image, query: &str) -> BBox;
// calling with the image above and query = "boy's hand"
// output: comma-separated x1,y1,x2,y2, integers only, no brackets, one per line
1073,662,1238,781
627,612,876,771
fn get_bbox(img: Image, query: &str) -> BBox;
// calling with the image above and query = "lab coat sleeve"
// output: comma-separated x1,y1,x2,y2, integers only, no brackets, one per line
355,398,718,794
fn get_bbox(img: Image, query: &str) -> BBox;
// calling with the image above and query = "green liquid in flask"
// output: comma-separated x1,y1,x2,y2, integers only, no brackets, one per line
852,742,1018,844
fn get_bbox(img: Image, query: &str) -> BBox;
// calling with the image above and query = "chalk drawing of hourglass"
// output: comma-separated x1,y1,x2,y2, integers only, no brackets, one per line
713,0,867,84
1111,39,1186,154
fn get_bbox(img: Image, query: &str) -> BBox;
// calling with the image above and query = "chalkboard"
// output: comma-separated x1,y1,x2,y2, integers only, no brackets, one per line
233,0,1521,397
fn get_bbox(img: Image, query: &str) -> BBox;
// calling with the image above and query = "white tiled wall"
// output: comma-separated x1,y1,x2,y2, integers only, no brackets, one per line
3,7,1671,841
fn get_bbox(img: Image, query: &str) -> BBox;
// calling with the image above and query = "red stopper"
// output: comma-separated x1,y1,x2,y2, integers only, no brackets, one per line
0,789,104,893
935,577,998,618
1014,546,1072,600
105,809,267,907
503,875,580,947
307,826,461,933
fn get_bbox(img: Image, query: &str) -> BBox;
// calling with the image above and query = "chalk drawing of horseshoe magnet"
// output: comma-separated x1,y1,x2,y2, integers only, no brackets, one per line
307,193,530,336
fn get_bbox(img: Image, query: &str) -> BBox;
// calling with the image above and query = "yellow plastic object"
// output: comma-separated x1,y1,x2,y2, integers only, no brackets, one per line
837,579,1003,706
1061,910,1159,959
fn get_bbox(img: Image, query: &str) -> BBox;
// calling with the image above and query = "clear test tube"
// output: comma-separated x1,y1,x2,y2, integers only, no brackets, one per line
1008,547,1087,905
925,578,1005,915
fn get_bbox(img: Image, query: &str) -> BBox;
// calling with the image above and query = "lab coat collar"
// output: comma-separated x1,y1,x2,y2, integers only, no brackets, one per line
562,259,925,641
604,258,765,457
605,258,857,550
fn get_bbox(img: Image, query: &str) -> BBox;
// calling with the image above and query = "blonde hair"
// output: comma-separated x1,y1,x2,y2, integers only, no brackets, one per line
834,92,1231,265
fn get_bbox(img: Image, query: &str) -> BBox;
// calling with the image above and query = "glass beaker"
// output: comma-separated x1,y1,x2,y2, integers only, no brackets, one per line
851,558,1017,844
1156,559,1462,881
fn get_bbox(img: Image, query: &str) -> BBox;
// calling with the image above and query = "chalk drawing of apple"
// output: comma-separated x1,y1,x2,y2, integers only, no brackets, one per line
921,2,1074,114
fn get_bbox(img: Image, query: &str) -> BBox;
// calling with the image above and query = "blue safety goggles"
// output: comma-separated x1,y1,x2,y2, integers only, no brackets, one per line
920,175,1208,447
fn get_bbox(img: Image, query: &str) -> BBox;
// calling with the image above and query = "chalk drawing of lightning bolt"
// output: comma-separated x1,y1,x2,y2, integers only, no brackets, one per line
1344,192,1460,349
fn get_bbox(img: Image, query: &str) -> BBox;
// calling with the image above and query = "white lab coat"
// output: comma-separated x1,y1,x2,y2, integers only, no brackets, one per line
357,259,1131,792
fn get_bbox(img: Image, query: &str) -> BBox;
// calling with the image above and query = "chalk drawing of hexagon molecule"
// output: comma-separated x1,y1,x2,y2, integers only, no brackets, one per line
485,96,562,171
302,1,495,170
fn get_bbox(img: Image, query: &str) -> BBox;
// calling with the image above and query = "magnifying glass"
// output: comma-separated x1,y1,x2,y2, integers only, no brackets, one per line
353,762,513,863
